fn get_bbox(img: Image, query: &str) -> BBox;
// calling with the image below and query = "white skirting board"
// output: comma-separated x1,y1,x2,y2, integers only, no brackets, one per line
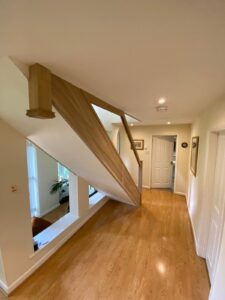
0,281,8,296
1,198,108,295
189,214,201,257
174,191,187,198
174,192,203,258
38,203,60,218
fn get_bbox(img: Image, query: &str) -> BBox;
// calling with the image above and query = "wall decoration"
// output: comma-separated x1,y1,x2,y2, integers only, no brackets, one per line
181,142,188,148
133,139,144,150
190,136,199,176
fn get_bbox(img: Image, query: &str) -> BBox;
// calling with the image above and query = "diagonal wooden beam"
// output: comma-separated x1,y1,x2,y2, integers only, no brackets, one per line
51,74,140,206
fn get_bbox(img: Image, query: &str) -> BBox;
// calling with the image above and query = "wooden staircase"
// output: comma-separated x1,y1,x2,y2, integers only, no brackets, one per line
27,64,142,206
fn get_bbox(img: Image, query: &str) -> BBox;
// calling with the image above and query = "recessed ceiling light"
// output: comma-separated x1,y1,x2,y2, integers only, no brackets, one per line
130,123,134,127
167,121,171,125
158,97,166,105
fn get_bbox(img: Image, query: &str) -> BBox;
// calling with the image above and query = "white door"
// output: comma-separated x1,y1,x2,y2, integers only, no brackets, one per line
151,136,174,188
206,131,225,282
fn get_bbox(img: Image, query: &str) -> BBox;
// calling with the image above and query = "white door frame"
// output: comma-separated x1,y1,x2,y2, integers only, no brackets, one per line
150,134,178,191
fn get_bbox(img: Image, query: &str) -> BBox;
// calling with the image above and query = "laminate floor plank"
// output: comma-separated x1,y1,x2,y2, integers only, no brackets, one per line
9,189,210,300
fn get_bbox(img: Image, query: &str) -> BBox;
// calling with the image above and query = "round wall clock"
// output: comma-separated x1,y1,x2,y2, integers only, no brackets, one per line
181,142,188,148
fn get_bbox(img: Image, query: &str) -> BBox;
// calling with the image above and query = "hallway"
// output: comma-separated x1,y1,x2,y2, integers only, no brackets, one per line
8,189,209,299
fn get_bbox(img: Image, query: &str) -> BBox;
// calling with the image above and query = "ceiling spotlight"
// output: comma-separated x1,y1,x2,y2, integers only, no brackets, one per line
167,121,171,125
156,105,168,112
130,123,134,127
158,97,166,105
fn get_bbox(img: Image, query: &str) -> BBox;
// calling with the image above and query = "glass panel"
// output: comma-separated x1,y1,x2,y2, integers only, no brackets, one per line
92,104,121,152
92,104,139,186
119,117,139,186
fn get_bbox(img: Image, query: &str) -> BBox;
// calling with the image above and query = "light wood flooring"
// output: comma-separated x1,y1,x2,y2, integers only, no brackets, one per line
6,189,209,299
0,290,6,299
44,202,69,223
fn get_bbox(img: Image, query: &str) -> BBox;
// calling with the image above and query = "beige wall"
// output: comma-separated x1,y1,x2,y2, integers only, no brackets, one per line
75,177,90,218
119,124,191,195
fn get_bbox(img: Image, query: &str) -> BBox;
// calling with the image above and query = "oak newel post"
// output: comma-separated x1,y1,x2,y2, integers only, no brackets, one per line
26,63,55,119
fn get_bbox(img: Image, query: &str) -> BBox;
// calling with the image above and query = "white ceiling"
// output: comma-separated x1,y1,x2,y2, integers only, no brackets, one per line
1,1,225,125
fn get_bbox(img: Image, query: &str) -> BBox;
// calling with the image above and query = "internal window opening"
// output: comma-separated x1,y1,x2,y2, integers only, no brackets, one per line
88,185,102,206
26,141,76,251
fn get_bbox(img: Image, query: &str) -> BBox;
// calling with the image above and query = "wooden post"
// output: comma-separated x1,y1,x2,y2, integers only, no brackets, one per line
26,63,55,119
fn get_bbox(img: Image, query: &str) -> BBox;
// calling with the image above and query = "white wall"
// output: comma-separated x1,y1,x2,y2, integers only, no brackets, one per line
35,147,59,216
0,118,34,285
118,124,191,195
188,97,225,299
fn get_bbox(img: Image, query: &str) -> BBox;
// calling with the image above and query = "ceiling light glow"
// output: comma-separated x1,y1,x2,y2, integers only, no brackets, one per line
158,97,166,105
156,262,166,275
167,121,171,125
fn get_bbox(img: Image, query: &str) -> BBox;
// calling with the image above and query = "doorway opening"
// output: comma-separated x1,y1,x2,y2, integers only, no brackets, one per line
151,135,177,191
